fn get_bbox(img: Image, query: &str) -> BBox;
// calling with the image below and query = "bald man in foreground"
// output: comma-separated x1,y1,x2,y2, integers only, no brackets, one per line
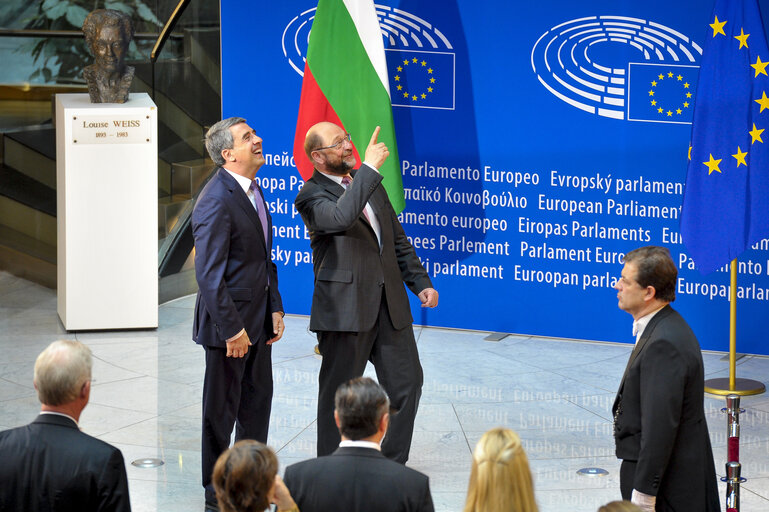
295,122,438,463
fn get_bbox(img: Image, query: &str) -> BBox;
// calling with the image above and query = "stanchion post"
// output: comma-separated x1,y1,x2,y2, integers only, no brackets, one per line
726,461,741,512
726,394,740,462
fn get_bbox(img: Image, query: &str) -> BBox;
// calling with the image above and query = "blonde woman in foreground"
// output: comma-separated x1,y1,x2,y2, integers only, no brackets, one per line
463,427,538,512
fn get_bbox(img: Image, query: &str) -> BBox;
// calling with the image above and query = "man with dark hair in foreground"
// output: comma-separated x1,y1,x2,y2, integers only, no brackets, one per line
612,246,719,512
284,377,434,512
0,340,131,512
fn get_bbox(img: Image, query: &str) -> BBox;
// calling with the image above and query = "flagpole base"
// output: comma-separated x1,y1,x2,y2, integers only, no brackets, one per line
704,378,765,396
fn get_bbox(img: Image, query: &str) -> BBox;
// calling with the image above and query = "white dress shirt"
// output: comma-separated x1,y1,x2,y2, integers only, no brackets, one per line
338,439,381,451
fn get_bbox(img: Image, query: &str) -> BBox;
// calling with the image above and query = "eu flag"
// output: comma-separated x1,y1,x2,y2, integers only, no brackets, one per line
627,63,698,124
386,49,455,110
680,0,769,273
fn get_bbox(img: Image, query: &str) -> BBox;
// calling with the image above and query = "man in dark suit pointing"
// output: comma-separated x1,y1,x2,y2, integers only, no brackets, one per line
295,122,438,463
0,340,131,511
612,246,720,512
193,117,285,510
284,377,434,512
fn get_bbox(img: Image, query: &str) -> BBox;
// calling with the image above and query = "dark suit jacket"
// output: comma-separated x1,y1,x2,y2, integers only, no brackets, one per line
284,446,434,512
612,305,720,511
0,414,131,512
192,168,282,346
294,165,432,332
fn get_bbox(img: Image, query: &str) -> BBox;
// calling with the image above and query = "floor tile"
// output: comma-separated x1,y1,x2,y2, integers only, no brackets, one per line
1,270,768,512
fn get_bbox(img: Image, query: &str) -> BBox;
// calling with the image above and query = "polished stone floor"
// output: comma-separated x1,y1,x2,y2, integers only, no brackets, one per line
2,270,769,511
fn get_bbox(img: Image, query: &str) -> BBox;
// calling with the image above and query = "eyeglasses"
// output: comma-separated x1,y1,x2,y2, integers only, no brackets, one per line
314,133,351,151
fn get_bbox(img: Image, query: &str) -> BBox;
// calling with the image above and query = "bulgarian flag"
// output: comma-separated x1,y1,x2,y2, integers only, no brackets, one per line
293,0,405,213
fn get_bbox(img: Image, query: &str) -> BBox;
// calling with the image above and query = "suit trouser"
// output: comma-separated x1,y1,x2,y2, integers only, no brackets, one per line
201,341,273,493
316,295,423,463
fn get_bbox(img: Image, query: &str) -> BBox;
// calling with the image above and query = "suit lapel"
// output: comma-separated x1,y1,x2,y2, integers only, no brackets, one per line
313,169,344,199
218,169,269,252
617,305,672,392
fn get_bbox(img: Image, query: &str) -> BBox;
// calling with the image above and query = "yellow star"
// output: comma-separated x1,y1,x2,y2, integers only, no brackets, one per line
710,15,727,37
421,93,426,99
750,123,765,143
676,108,682,114
412,94,417,100
752,56,769,77
658,107,664,113
756,91,769,112
703,154,722,174
684,82,690,88
658,73,664,80
428,68,433,74
651,99,657,106
668,71,674,78
733,146,748,167
394,75,400,81
412,57,418,63
396,66,402,72
396,84,402,91
651,80,657,86
427,87,433,92
677,75,683,81
686,92,692,98
403,59,409,66
688,145,692,161
421,60,427,66
430,77,435,83
649,90,655,96
735,28,750,49
403,91,409,98
667,110,673,116
683,101,689,108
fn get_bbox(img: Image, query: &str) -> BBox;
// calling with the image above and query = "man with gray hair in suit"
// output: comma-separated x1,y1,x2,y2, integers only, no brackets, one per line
0,340,131,511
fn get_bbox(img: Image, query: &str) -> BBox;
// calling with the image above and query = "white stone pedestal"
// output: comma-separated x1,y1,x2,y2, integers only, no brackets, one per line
56,93,158,330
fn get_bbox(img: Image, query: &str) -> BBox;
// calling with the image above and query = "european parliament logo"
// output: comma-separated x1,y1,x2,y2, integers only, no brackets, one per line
281,4,456,110
531,15,702,123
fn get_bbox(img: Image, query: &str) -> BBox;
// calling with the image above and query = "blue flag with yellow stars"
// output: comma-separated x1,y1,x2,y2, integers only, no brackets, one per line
387,49,455,109
628,64,698,124
680,0,769,273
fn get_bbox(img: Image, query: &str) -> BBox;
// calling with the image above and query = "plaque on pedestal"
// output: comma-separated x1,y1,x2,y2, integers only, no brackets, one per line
56,93,158,330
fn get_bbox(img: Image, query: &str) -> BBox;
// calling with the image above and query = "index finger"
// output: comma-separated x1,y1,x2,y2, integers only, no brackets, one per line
369,126,381,146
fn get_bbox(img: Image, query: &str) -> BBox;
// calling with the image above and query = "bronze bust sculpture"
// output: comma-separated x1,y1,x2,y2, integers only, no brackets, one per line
82,9,135,104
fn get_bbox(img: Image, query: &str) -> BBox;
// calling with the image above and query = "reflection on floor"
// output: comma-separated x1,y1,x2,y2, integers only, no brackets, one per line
1,271,768,511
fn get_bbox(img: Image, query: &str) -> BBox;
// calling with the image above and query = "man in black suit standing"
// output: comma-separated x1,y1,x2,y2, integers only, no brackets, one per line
0,340,131,511
612,246,720,512
284,377,434,512
193,117,285,510
295,122,438,463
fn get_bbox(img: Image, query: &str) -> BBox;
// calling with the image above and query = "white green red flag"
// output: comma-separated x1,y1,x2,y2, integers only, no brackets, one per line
293,0,405,213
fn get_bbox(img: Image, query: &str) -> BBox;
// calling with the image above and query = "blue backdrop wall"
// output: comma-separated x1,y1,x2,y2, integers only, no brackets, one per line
221,0,769,356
